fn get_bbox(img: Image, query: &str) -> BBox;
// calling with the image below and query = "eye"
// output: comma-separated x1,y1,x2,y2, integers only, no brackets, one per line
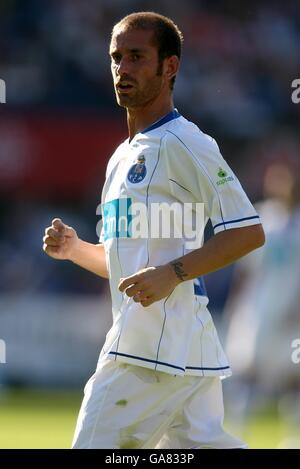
111,53,121,64
131,54,141,61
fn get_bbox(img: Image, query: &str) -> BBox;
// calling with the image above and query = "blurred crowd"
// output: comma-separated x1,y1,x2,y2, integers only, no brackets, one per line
0,0,299,137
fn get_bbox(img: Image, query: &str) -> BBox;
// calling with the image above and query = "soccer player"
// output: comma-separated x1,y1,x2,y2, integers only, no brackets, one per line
43,12,265,449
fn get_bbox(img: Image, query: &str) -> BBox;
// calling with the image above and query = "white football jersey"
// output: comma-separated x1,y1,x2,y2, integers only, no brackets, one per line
99,109,261,377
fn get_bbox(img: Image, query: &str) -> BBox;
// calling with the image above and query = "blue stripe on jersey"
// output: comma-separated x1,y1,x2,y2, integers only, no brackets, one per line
142,109,181,134
186,365,230,371
108,351,185,372
109,351,230,372
213,215,260,231
194,276,207,297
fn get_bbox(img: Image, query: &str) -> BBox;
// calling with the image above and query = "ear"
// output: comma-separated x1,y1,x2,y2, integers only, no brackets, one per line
164,55,180,82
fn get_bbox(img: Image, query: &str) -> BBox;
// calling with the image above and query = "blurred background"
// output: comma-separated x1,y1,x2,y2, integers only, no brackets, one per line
1,0,300,449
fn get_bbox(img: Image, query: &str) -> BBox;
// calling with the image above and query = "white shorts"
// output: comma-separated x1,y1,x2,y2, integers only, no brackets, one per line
72,358,246,449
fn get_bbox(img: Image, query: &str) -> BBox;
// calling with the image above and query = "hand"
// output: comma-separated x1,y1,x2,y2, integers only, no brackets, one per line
118,265,181,307
43,218,78,260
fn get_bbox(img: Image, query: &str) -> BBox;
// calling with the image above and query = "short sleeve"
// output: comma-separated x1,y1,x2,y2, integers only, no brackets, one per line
163,130,261,234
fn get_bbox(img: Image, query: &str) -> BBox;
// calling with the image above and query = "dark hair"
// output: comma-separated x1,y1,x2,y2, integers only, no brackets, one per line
112,11,183,90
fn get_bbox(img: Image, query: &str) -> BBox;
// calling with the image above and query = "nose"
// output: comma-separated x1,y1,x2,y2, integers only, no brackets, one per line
115,57,131,77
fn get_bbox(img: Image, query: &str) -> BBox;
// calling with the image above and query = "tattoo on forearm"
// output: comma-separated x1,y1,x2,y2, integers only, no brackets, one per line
171,261,188,282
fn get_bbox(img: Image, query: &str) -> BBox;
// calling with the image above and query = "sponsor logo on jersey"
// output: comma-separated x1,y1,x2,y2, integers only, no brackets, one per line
102,198,132,240
127,155,147,183
217,167,234,186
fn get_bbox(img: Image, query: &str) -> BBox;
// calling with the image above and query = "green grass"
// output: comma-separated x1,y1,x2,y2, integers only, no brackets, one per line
0,389,82,449
0,389,299,448
225,415,286,449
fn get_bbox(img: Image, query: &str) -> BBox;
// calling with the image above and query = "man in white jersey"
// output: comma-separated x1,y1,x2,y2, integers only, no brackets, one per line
43,12,265,449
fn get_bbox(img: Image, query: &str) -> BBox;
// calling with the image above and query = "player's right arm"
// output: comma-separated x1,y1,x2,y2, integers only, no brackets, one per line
43,218,109,279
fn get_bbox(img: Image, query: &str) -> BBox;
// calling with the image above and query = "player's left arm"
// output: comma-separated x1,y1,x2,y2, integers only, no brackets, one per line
118,223,265,307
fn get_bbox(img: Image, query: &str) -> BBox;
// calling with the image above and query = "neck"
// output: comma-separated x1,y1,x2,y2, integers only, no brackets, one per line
126,96,174,141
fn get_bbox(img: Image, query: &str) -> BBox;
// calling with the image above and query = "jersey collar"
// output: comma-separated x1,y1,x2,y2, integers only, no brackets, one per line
141,109,181,134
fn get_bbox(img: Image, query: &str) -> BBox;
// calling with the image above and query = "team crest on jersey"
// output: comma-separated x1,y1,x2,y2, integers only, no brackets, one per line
127,155,147,183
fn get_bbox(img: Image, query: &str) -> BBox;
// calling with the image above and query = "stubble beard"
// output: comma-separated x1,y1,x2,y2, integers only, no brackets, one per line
116,63,164,109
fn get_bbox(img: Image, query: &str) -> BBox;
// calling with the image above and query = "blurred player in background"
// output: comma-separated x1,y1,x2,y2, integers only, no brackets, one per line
224,157,300,447
43,12,265,449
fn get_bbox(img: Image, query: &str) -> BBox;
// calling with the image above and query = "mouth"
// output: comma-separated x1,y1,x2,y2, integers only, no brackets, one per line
116,82,134,93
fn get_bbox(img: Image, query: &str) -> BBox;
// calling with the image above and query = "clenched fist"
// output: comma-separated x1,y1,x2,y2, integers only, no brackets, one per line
118,265,181,307
43,218,78,260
